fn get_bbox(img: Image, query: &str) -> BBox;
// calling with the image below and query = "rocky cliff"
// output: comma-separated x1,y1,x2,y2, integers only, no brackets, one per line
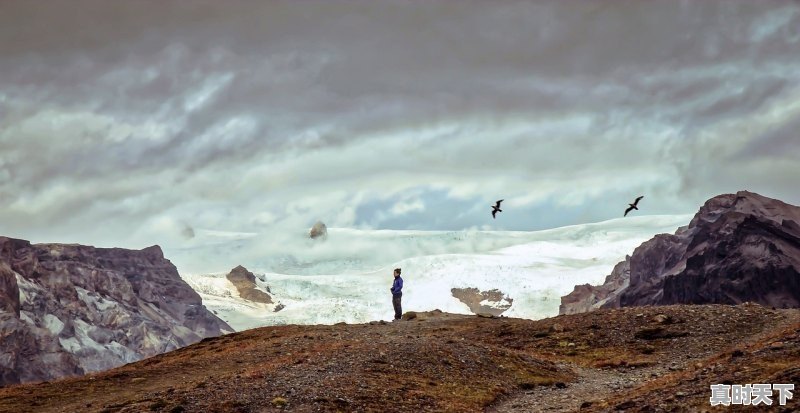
0,237,232,386
561,191,800,314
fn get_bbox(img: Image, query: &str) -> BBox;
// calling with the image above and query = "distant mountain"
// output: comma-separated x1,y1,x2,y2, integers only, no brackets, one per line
561,191,800,314
0,237,231,386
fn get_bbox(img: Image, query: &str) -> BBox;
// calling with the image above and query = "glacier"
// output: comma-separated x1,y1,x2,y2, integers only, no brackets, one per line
173,215,691,331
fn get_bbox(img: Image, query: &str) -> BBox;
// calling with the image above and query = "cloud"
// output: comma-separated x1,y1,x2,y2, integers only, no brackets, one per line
390,199,425,216
0,0,798,255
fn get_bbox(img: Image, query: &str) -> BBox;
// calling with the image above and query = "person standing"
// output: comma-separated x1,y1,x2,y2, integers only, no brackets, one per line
390,268,403,320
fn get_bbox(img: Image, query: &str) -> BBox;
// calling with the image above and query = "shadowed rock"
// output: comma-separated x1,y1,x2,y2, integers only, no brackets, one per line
226,266,272,304
0,237,231,386
561,191,800,314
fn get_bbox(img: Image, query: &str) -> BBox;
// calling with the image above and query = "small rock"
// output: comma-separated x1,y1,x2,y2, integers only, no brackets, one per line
652,314,672,324
770,341,785,350
549,323,564,333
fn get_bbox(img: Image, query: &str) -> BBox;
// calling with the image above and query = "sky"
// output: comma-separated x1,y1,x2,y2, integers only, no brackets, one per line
1,0,799,250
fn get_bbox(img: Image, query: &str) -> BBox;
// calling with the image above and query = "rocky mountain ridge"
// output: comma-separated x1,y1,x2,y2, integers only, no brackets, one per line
561,191,800,314
0,236,231,386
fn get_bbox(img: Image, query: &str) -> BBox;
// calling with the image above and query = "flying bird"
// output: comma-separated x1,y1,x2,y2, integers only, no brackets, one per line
491,199,503,219
624,196,644,217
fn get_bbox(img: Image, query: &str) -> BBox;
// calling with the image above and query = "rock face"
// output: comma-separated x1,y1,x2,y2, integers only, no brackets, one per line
225,266,272,304
0,237,232,386
309,221,327,239
560,191,800,314
559,257,632,314
451,287,513,316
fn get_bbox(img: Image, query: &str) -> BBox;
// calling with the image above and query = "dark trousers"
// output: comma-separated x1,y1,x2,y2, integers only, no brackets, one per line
392,293,402,319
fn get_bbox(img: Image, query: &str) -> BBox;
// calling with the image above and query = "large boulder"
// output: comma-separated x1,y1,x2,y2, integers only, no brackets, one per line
0,237,232,386
309,221,327,239
226,265,272,304
451,287,513,316
560,191,800,314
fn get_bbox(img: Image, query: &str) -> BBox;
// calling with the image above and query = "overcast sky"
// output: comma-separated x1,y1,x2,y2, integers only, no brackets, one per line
1,0,799,250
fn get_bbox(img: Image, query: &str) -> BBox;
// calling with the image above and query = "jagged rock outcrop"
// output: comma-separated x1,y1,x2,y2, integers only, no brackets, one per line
0,237,232,386
225,266,272,304
451,287,513,316
561,191,800,314
309,221,327,239
559,257,631,314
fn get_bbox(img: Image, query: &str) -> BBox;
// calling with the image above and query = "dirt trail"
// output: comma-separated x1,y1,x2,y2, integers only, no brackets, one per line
489,364,652,412
489,308,800,413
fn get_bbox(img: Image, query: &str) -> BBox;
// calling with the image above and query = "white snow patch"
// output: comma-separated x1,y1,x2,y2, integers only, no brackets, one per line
42,314,65,336
15,273,37,306
75,287,117,311
72,319,108,353
479,298,512,309
19,311,35,325
58,337,81,354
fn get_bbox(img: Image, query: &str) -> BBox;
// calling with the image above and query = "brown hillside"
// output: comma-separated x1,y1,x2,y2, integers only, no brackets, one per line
0,305,797,413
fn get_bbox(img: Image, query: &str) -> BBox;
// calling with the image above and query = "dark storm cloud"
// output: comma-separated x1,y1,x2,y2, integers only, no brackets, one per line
0,0,799,248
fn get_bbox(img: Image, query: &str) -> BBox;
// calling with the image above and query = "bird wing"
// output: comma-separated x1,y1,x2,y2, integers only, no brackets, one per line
495,199,503,208
492,209,497,218
634,195,644,206
624,205,634,216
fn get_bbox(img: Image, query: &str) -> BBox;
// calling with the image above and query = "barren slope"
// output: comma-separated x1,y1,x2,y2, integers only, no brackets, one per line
0,305,797,413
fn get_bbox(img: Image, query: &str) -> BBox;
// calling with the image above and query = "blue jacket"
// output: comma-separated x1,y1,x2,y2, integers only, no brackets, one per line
391,276,403,295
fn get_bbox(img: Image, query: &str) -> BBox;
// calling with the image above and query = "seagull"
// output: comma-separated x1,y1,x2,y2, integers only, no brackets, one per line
624,196,644,217
491,199,503,219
